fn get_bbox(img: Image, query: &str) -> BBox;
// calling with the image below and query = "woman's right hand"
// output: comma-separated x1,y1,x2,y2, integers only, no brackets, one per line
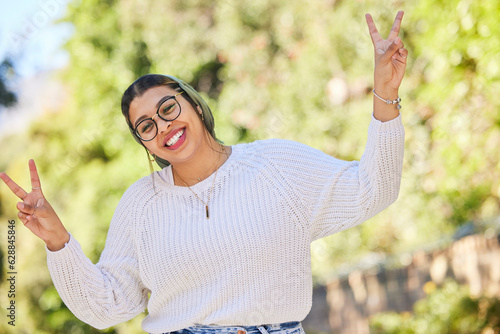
0,159,69,251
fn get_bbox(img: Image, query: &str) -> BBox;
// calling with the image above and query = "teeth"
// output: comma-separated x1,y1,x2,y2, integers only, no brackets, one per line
166,129,184,147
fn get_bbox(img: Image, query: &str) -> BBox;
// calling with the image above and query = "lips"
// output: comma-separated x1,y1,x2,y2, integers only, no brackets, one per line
163,127,186,150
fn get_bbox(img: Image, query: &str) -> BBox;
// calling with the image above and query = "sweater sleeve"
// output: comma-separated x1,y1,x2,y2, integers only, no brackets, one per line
269,113,404,242
46,187,149,329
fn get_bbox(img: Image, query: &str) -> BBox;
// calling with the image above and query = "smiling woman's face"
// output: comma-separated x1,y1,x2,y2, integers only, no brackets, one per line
128,85,211,165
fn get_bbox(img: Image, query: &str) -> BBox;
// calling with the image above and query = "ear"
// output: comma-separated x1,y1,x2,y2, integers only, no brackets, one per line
196,105,205,122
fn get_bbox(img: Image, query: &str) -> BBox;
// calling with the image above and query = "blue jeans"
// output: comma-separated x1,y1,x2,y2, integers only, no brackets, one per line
159,321,305,334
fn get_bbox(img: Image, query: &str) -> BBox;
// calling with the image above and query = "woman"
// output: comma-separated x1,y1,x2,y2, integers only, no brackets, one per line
0,11,407,334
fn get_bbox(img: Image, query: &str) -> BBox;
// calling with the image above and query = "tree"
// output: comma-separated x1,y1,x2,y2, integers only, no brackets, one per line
370,280,500,334
1,0,500,332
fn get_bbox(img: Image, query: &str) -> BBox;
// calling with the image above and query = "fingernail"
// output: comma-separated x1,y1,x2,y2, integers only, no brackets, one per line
19,203,24,209
394,38,399,45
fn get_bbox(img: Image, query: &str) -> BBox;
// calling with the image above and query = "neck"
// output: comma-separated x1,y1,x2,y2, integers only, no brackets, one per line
172,141,230,187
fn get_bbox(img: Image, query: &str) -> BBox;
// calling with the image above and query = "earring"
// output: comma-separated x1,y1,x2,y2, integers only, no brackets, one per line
148,151,157,162
199,111,205,122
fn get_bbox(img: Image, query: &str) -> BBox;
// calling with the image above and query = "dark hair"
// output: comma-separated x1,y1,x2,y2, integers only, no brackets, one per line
121,74,219,168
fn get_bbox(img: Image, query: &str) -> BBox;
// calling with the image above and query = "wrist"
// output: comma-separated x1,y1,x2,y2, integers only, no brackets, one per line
46,231,70,251
372,88,402,122
373,86,399,100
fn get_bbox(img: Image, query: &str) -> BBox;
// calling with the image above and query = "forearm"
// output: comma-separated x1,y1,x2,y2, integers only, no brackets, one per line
46,234,148,329
360,114,405,205
304,114,404,241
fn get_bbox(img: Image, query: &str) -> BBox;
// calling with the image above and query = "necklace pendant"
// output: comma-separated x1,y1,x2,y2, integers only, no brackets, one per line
206,205,210,219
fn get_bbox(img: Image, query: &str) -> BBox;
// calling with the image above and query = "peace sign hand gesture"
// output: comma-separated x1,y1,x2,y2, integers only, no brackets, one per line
0,160,69,251
365,11,408,93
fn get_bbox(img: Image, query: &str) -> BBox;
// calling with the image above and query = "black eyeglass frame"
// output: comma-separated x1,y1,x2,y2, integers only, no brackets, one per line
134,91,184,142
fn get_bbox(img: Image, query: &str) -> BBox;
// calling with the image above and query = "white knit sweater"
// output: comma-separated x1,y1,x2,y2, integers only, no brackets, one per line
46,114,404,333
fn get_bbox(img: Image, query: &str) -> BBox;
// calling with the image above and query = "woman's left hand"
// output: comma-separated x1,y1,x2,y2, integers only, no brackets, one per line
365,11,408,92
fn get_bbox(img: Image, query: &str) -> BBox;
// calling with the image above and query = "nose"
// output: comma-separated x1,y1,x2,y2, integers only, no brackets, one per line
153,114,171,133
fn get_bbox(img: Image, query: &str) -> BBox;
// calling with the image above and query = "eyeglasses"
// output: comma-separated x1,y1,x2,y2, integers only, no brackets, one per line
134,91,184,141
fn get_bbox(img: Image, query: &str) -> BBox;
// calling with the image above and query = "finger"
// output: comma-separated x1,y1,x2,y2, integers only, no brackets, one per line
393,36,404,49
18,211,29,221
365,13,382,44
0,172,28,200
391,46,407,60
391,51,408,70
17,211,33,225
29,159,42,192
381,37,403,63
34,198,46,216
388,11,404,40
397,48,408,60
392,54,408,65
17,201,37,215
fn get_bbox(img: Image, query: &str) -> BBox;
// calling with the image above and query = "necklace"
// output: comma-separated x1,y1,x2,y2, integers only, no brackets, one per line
174,145,226,220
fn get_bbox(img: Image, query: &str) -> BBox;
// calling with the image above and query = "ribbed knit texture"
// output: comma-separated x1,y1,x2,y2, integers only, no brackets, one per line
46,114,404,333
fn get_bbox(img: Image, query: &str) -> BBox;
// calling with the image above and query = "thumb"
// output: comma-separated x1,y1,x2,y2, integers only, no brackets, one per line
31,198,48,218
381,37,403,63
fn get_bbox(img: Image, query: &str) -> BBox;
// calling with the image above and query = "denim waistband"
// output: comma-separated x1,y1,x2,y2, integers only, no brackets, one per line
161,321,302,334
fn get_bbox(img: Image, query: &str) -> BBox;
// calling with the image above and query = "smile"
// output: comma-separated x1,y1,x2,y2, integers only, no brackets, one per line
164,128,186,149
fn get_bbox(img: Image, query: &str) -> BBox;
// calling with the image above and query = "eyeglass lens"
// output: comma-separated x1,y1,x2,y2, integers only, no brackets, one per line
136,97,181,141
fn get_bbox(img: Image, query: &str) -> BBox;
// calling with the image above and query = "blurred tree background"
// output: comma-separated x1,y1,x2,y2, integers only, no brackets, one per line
370,280,500,334
0,58,17,108
1,0,499,333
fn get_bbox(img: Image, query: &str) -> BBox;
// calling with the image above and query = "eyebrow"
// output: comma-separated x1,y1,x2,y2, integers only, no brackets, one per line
133,95,174,128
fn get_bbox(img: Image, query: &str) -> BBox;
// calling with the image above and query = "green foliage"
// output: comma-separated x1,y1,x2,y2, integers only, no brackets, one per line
405,0,500,229
370,280,500,334
1,0,500,332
